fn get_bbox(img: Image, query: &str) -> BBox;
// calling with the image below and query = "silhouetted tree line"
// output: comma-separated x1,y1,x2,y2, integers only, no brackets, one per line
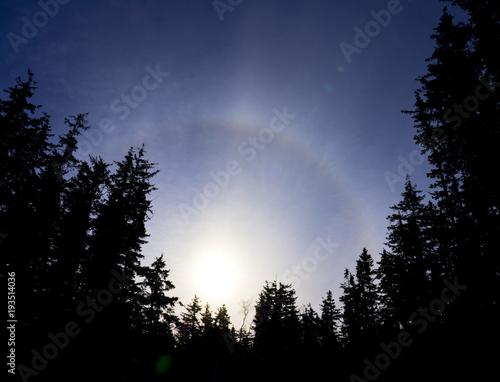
1,1,498,381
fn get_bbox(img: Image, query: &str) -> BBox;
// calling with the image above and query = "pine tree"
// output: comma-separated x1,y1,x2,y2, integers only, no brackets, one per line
82,147,158,350
138,254,178,343
253,281,300,349
340,249,379,344
0,73,92,364
177,295,203,348
88,146,158,285
339,268,359,343
404,3,500,304
1,72,51,360
376,249,402,330
319,290,341,350
201,303,214,335
215,304,232,332
379,179,434,326
0,71,54,210
57,157,109,307
300,303,321,350
401,3,500,378
0,72,173,380
253,281,300,379
355,248,378,333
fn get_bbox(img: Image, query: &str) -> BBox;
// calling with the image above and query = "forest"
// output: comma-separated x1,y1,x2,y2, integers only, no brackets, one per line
1,1,499,381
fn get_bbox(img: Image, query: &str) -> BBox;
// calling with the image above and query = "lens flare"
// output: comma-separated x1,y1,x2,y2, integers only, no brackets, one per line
155,354,172,374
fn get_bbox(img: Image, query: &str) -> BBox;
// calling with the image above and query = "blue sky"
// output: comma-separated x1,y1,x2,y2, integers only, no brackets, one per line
1,0,452,327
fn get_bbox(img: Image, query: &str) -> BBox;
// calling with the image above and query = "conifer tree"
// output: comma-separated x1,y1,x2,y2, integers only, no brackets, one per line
201,303,214,335
88,146,158,285
253,281,300,378
177,295,203,347
215,304,232,332
0,73,92,360
404,3,500,304
319,290,341,349
79,146,158,376
401,2,500,378
376,249,402,330
57,157,109,306
340,249,379,344
300,303,321,350
138,254,177,341
339,268,359,343
378,179,433,326
354,248,378,333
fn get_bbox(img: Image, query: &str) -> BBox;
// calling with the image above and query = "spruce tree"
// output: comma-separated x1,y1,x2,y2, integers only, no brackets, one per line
215,304,232,332
0,73,92,365
201,303,214,335
404,3,500,303
253,281,300,379
340,249,379,345
354,248,378,333
319,290,341,350
379,179,433,326
376,249,402,331
177,295,203,348
57,157,109,306
138,254,178,344
401,2,500,378
339,268,360,343
300,303,321,350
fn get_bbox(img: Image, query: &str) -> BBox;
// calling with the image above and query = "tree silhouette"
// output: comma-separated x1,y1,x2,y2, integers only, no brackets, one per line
253,281,300,379
340,248,379,345
378,179,434,327
300,303,321,351
404,3,499,302
215,304,232,332
0,72,92,370
401,2,500,378
177,294,203,348
138,254,178,349
319,290,341,350
340,268,359,343
0,71,170,381
201,303,214,335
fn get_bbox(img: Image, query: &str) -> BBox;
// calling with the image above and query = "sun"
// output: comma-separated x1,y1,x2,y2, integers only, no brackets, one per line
193,249,239,300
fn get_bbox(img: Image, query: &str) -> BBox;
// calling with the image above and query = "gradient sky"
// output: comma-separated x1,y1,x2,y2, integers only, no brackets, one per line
1,0,457,328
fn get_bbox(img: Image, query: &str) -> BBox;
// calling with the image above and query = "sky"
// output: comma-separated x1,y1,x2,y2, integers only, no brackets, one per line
0,0,455,329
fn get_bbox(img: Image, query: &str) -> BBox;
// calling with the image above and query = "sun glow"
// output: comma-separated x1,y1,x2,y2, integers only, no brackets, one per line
193,247,239,300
